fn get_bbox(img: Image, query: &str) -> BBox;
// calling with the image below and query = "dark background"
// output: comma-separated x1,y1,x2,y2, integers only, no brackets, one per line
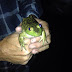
29,0,71,72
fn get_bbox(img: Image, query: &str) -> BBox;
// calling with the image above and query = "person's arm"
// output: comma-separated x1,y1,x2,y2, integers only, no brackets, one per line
0,41,4,61
18,0,43,18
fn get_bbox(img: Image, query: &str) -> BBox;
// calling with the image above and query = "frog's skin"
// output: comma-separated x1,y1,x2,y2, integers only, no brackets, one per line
19,15,47,50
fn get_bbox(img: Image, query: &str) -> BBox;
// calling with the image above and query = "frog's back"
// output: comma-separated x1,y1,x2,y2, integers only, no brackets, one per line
22,15,39,31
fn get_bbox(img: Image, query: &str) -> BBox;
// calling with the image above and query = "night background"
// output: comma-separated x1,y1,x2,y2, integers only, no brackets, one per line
29,0,71,72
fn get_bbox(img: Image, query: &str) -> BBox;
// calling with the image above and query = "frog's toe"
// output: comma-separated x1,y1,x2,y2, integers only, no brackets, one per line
21,45,23,51
23,46,26,50
42,40,45,45
39,39,42,42
46,40,48,43
39,37,43,42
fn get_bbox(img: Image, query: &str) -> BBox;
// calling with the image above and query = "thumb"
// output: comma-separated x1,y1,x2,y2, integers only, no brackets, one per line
15,22,22,33
15,26,22,33
35,18,42,24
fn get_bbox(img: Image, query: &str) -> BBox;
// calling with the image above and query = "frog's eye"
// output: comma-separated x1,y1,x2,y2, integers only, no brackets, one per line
39,24,42,27
29,28,30,31
37,24,42,28
29,27,33,31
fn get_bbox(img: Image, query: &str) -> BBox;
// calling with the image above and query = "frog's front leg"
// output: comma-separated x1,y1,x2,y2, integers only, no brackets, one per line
19,32,26,51
39,30,48,45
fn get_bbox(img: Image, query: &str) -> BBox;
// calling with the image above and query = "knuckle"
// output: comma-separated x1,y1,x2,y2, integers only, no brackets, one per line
47,36,51,44
19,61,28,65
23,54,32,61
45,45,49,50
22,55,32,65
23,60,29,65
47,45,49,48
50,39,51,44
48,39,51,44
24,56,29,61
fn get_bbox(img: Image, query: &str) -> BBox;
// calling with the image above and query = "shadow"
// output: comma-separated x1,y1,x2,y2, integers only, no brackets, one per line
29,0,72,72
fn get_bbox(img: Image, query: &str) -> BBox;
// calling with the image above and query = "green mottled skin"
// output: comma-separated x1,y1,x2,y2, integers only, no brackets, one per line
19,15,47,50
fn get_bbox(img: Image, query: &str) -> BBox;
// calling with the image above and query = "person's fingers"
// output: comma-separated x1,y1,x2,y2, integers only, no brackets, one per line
29,35,51,49
35,18,48,27
22,54,32,65
7,52,33,65
15,26,22,33
29,34,51,54
30,37,41,43
35,18,43,23
31,49,39,54
31,44,49,54
22,54,33,65
38,44,49,52
15,22,22,33
23,38,31,44
35,18,50,36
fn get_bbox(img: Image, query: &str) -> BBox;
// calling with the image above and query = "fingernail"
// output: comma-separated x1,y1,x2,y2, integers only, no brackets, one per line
29,45,36,49
32,49,38,54
16,26,22,32
31,38,36,43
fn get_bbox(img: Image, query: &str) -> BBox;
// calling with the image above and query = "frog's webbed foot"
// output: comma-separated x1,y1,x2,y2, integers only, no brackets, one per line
21,37,27,51
19,36,26,51
39,31,48,45
39,36,45,45
21,43,26,51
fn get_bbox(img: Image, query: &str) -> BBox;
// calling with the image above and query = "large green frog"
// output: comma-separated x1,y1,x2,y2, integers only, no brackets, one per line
19,15,47,50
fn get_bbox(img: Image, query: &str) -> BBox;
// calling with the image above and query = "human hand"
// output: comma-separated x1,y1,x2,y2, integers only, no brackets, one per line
0,31,32,65
29,18,51,54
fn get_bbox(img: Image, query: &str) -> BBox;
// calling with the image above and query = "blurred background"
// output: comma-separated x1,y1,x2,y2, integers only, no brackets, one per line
29,0,71,72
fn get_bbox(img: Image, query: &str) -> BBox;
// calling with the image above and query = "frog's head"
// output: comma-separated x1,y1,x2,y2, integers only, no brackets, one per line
24,24,43,36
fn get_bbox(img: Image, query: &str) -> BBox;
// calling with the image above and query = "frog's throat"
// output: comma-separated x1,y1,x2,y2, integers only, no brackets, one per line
25,32,41,38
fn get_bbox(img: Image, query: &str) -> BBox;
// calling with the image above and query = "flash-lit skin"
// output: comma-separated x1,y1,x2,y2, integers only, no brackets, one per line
19,15,47,50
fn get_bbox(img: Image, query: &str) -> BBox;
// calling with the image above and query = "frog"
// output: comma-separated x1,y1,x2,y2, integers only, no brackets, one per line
19,15,48,51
